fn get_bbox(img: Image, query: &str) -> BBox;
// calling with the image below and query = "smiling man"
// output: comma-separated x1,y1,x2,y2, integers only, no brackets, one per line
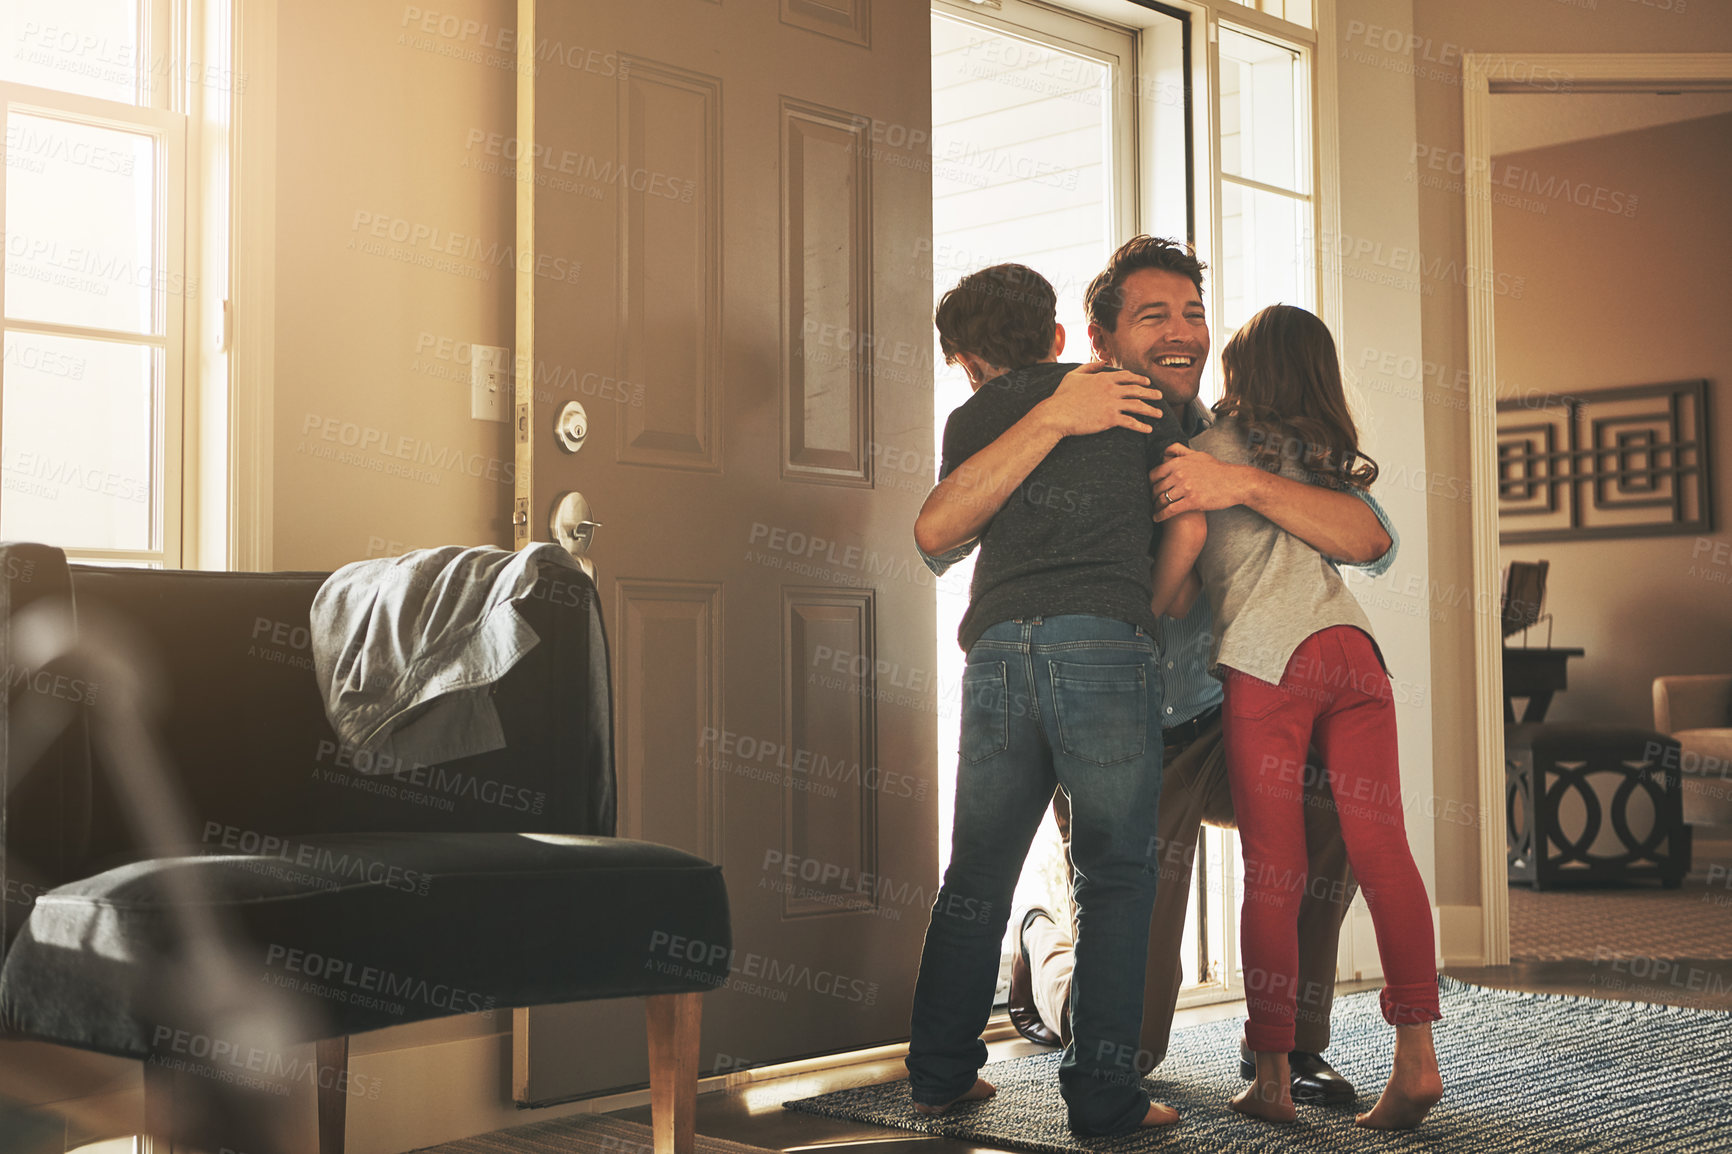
918,235,1400,1105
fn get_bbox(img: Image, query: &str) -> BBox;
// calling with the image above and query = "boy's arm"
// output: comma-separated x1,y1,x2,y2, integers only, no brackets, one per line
1150,444,1393,566
913,362,1166,557
1148,510,1207,619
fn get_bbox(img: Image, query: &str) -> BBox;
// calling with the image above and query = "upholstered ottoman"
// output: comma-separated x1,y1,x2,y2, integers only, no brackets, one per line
1505,724,1690,890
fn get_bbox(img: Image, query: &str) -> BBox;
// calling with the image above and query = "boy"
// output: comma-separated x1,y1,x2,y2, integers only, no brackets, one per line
904,263,1205,1135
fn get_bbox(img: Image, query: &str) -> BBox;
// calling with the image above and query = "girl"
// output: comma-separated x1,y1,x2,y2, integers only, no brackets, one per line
1178,304,1442,1129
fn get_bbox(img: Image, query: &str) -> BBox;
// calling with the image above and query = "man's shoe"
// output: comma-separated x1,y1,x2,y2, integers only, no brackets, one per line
1009,907,1062,1047
1238,1037,1357,1105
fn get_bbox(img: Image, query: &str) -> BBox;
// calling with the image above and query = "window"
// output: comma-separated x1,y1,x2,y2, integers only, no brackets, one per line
1221,0,1313,30
1214,24,1313,369
1,0,195,566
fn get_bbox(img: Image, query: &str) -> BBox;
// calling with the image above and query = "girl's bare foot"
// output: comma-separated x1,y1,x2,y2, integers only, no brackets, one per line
1142,1101,1180,1127
1230,1050,1296,1124
1356,1023,1443,1130
912,1078,996,1115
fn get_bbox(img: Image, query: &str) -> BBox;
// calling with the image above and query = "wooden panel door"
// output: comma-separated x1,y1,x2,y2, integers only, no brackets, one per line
511,0,937,1102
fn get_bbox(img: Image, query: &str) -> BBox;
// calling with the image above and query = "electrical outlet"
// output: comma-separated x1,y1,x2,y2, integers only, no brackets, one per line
471,345,511,422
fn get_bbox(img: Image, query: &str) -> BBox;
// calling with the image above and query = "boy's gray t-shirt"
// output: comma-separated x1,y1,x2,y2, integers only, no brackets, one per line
1190,417,1382,685
938,361,1184,652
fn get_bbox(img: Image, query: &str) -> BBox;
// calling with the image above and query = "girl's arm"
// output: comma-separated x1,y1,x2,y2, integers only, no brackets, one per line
1149,510,1207,618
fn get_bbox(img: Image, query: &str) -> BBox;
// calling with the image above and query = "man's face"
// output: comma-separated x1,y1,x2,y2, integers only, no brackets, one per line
1088,268,1210,406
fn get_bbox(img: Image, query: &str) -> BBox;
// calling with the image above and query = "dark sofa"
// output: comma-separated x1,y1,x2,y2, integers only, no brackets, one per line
0,542,731,1154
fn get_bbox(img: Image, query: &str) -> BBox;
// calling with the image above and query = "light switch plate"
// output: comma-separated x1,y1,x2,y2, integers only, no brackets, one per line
471,345,511,422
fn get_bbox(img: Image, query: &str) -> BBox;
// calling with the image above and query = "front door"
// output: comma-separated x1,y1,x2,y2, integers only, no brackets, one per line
510,0,938,1102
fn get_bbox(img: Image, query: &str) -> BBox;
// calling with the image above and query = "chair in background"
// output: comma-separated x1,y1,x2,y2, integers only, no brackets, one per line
1654,673,1732,842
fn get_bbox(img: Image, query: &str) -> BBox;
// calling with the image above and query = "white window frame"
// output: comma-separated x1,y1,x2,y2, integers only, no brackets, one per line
0,0,249,570
0,77,187,567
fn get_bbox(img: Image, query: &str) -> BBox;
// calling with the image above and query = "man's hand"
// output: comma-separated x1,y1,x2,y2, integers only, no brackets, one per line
1151,443,1254,522
1035,361,1166,438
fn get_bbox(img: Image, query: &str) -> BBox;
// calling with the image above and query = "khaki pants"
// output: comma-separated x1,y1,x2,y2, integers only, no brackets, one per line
1034,716,1357,1074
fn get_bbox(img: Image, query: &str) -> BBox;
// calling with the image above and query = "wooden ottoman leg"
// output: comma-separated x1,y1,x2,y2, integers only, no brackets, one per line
645,992,703,1154
142,1060,175,1154
317,1036,349,1154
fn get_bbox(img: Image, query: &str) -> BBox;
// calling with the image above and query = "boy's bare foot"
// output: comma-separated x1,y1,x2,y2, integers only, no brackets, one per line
1230,1051,1296,1124
912,1078,996,1116
1142,1101,1180,1127
1356,1023,1443,1130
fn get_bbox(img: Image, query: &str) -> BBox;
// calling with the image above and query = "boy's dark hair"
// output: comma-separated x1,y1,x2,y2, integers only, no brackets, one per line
1084,236,1207,333
935,263,1058,371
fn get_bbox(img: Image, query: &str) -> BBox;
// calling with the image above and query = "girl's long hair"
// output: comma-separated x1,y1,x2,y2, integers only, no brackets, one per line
1213,304,1379,491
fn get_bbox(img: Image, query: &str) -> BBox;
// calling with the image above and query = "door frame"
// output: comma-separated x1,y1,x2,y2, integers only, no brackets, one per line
1460,51,1732,966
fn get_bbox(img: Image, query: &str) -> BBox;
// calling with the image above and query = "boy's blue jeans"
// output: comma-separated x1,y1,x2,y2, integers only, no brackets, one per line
907,615,1165,1136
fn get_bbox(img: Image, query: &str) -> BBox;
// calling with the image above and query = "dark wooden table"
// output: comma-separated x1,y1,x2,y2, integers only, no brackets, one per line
1503,646,1586,723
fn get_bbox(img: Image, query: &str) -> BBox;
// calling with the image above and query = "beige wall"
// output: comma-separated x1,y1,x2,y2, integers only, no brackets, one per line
1387,0,1732,913
1493,110,1732,725
273,0,517,571
1332,0,1443,962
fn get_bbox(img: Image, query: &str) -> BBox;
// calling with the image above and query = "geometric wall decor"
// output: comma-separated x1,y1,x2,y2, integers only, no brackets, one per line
1497,379,1714,544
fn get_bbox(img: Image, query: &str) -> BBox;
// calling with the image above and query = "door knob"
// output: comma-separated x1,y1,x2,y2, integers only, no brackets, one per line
555,402,589,453
550,491,601,582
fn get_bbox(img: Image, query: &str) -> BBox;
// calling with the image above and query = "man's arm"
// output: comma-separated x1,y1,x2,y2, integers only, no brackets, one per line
1150,444,1394,566
913,362,1164,558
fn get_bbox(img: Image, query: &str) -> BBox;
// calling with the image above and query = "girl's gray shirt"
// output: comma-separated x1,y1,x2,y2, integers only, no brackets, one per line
1191,418,1383,686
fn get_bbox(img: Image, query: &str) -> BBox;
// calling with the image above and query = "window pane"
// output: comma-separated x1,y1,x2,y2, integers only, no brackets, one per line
1219,28,1304,193
1,331,153,550
1219,181,1309,332
931,15,1114,364
0,0,141,104
5,112,159,334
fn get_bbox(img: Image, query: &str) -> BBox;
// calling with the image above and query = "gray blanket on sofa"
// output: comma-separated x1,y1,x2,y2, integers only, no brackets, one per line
311,544,584,771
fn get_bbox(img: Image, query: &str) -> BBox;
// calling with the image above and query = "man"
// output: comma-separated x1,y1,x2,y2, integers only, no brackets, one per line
918,236,1398,1103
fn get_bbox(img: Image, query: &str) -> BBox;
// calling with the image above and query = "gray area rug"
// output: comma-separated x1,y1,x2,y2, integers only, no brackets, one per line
784,977,1732,1152
406,1113,779,1154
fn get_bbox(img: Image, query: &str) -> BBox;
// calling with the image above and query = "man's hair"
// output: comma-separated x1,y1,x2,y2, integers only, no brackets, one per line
934,263,1057,371
1084,236,1207,333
